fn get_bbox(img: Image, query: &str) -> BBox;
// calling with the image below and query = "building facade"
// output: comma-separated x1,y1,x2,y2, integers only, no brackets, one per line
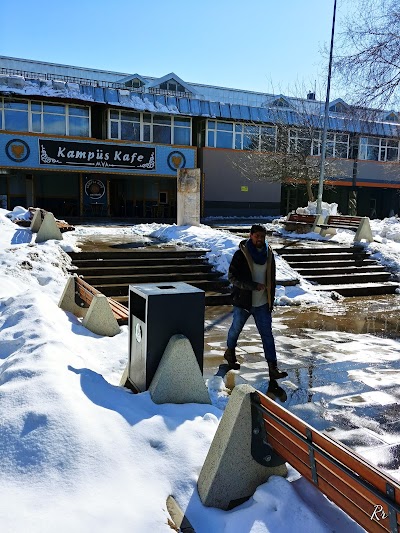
1,55,400,219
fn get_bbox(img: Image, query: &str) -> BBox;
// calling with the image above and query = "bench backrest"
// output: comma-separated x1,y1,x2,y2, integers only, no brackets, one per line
74,277,100,308
326,215,362,227
256,390,400,532
287,213,317,223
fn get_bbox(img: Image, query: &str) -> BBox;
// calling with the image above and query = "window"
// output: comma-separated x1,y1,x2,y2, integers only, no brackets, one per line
207,120,276,151
290,129,349,158
108,110,191,145
4,99,29,132
359,136,399,162
110,110,140,141
0,98,90,136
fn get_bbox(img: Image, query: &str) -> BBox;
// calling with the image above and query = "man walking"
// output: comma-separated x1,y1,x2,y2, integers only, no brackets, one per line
224,224,287,380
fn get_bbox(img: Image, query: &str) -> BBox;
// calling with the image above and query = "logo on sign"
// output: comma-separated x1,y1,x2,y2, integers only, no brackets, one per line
167,151,186,171
85,179,106,199
5,139,30,162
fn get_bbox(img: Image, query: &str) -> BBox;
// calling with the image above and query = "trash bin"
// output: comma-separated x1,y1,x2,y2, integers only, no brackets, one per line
128,282,205,392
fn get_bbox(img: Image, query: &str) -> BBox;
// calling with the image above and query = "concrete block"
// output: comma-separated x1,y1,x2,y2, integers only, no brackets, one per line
197,384,287,510
354,217,373,242
149,334,210,405
177,168,201,226
82,293,120,337
35,212,62,243
58,276,86,318
30,209,43,233
311,214,325,234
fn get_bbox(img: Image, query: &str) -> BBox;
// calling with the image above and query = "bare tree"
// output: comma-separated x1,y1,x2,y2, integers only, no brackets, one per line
334,0,400,108
233,95,347,203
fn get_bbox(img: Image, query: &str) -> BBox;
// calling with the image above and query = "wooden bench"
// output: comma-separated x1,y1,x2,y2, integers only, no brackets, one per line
282,213,324,234
74,277,128,326
316,215,373,242
59,275,128,336
254,390,400,533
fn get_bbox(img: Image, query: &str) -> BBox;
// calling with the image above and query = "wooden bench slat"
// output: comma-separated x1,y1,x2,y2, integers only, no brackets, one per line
74,276,128,325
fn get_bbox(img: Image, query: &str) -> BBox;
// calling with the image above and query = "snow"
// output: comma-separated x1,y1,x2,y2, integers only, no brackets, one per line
2,206,400,531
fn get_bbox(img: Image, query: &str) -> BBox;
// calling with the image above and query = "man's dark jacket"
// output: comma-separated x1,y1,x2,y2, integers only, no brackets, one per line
228,239,276,312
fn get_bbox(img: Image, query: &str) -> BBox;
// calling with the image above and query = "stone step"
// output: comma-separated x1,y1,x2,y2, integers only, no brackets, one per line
305,272,391,285
93,279,230,297
295,265,387,276
67,248,210,260
73,263,213,276
81,271,224,286
312,282,399,297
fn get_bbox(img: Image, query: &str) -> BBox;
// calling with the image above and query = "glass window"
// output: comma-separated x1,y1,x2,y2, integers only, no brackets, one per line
121,121,140,141
32,114,41,132
153,115,171,125
110,121,119,139
216,131,233,149
69,116,89,137
153,125,171,144
43,103,65,114
174,127,190,145
69,106,89,117
5,109,28,131
43,113,66,135
208,131,215,147
174,117,190,127
5,99,28,110
217,121,233,132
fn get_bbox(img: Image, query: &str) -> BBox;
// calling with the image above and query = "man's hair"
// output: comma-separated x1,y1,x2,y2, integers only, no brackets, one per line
250,224,266,234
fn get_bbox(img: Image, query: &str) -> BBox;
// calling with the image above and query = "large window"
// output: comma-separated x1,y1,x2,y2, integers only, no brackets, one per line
359,136,399,162
0,98,90,136
206,120,276,150
289,129,349,158
109,111,191,145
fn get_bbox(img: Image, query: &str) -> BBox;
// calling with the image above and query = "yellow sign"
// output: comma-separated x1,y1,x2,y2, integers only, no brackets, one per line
241,186,248,192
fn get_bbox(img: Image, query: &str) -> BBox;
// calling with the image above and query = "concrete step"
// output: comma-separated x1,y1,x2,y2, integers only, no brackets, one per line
73,263,213,276
93,279,230,297
115,291,233,307
295,265,387,276
69,257,209,268
67,249,210,260
276,245,364,255
312,282,399,297
81,271,224,286
306,272,391,285
287,259,378,269
279,252,369,262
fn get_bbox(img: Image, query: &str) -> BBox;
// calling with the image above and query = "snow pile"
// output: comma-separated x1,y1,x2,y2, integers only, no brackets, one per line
0,208,366,531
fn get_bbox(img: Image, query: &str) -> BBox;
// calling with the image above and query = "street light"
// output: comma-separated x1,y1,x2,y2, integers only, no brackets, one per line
316,0,337,214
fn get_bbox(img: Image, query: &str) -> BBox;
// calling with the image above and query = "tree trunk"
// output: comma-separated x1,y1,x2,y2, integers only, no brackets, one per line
306,179,315,202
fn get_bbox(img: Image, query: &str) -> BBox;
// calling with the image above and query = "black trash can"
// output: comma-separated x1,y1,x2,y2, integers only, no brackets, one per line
128,282,205,392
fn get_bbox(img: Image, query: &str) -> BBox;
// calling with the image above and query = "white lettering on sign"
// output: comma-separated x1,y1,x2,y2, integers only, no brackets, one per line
370,504,388,521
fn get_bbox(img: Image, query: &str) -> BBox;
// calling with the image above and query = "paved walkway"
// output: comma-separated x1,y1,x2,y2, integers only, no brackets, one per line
204,299,400,482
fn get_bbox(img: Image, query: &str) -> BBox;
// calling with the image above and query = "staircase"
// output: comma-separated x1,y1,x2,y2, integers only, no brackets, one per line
67,247,232,306
276,244,399,296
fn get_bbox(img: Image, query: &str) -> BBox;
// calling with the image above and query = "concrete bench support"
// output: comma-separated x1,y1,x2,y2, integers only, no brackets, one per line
149,334,211,405
59,276,120,336
30,209,43,233
35,212,63,243
354,217,373,242
197,384,287,510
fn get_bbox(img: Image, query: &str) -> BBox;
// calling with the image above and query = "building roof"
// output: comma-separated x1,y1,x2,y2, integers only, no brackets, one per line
1,55,400,137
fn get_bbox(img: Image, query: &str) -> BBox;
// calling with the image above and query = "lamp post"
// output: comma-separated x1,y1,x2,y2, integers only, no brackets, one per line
316,0,337,214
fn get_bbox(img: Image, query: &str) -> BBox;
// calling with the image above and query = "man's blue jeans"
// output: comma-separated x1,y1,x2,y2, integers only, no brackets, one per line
227,304,277,363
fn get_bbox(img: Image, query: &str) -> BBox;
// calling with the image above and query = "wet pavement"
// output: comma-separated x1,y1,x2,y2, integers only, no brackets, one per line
72,227,400,480
204,298,400,481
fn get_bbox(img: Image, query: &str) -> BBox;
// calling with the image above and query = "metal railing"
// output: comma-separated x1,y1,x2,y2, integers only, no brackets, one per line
0,68,193,98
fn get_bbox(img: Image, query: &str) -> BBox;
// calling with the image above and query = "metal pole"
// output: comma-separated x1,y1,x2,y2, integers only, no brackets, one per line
316,0,337,214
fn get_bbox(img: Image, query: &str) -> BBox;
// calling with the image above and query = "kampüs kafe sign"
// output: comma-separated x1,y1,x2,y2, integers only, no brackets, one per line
39,139,155,170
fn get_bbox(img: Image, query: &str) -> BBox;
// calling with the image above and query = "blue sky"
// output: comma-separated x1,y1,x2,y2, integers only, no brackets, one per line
1,0,350,99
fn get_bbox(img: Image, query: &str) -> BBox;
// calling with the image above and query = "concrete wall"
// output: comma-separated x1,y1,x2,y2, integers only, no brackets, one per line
199,148,281,216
